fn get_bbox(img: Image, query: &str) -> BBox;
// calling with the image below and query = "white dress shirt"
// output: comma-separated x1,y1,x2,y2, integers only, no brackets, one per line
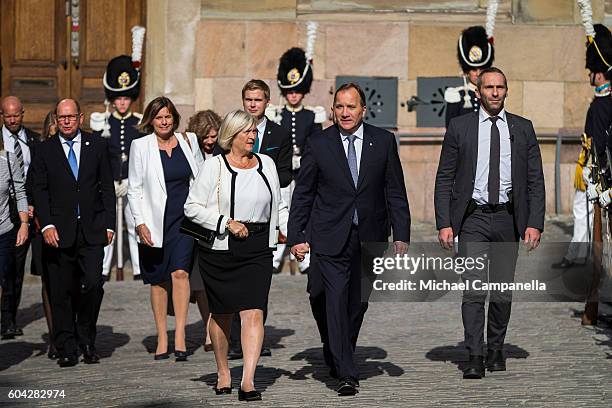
58,132,82,166
256,117,267,153
231,166,271,223
2,125,32,175
340,123,364,174
472,108,512,204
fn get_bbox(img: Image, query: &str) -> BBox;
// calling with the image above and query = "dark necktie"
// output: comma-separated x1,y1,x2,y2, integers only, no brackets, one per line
11,133,24,174
488,116,500,205
347,134,359,224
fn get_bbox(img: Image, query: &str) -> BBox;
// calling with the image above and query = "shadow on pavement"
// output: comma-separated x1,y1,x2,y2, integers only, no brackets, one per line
95,325,130,359
570,306,612,358
142,319,207,356
192,365,293,394
16,301,46,331
0,340,47,371
425,342,529,372
289,346,404,390
265,325,295,350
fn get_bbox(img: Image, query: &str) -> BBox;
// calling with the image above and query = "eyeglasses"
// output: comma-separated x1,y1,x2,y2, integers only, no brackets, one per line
56,114,80,122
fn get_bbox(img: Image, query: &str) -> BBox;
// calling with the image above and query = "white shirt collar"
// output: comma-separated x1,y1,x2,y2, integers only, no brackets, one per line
59,131,82,144
340,123,364,141
257,117,267,135
479,107,507,123
2,125,25,139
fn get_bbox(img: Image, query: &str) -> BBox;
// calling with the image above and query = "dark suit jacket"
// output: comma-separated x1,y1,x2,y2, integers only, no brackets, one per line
21,127,42,205
260,120,292,188
32,131,116,248
434,111,545,239
288,123,411,256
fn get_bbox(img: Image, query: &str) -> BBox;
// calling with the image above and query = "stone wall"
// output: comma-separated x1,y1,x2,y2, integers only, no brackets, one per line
144,0,609,220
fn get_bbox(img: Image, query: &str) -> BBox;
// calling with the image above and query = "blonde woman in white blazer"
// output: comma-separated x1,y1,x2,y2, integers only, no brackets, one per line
184,110,288,401
128,97,204,362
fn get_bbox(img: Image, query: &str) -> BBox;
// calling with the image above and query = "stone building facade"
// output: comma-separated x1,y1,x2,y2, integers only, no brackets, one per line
143,0,612,221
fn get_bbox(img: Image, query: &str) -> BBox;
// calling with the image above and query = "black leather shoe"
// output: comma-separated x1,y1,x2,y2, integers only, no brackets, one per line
154,352,169,360
463,355,485,379
213,381,232,395
551,258,575,269
337,378,358,396
81,345,100,364
238,388,262,401
58,354,78,367
260,346,271,357
175,350,188,362
47,349,59,360
486,349,506,372
0,327,16,339
227,345,243,360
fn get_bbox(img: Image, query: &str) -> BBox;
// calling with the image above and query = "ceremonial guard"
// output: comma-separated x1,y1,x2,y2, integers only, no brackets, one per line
576,0,612,326
269,45,325,274
91,26,146,280
444,1,498,127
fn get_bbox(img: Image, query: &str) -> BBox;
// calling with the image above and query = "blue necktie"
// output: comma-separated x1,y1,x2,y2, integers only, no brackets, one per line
347,134,359,225
65,140,79,216
253,129,260,153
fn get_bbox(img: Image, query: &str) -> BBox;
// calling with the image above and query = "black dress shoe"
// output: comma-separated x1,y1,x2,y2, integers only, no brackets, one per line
0,327,16,340
58,355,78,367
260,346,271,357
551,258,575,269
336,378,358,396
463,355,485,379
175,350,188,362
238,388,262,401
213,381,232,395
227,346,243,360
47,349,59,360
154,352,169,360
486,349,506,372
81,345,100,364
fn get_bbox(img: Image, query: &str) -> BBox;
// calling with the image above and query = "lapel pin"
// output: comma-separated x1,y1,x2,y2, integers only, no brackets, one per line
369,142,373,146
85,141,90,146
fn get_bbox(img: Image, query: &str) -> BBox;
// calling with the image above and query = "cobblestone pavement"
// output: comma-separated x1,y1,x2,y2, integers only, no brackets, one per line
0,220,610,407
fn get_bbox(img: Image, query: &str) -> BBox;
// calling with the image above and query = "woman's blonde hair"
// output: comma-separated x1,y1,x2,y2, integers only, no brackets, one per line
217,110,257,151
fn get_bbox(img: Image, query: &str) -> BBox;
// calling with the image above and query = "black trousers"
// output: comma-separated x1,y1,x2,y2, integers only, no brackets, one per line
0,227,29,329
314,225,368,380
44,224,104,357
458,208,519,356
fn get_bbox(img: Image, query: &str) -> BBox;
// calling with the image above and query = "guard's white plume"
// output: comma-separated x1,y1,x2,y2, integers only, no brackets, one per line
577,0,595,39
131,26,146,68
485,0,499,40
305,21,318,62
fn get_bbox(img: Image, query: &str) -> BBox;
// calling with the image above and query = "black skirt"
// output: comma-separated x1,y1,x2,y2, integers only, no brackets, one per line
198,224,272,314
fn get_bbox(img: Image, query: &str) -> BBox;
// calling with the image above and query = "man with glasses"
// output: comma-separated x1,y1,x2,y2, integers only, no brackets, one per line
0,96,41,339
32,99,115,367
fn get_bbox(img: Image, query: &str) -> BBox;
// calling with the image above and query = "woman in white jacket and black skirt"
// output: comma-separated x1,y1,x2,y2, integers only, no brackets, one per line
184,109,288,401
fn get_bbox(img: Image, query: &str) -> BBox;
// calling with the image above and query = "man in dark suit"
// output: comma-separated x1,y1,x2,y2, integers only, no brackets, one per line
225,79,294,360
32,99,115,367
435,67,545,379
289,83,410,395
0,96,41,339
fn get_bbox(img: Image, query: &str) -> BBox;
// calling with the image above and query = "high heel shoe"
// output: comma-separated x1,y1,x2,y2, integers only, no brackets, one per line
238,388,262,401
154,352,169,360
213,381,232,395
174,350,188,362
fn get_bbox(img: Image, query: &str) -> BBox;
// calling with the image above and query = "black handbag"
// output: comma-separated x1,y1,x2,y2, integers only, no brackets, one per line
6,151,21,229
179,134,222,245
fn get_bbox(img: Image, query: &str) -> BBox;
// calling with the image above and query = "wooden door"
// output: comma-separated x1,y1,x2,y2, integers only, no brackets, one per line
1,0,146,132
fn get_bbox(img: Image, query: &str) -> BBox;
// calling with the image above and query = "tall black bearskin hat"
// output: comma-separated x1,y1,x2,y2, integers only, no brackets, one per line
586,24,612,78
103,55,141,101
277,47,313,96
457,26,495,73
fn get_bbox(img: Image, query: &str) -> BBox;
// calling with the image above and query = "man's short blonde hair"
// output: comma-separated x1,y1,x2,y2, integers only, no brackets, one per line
217,110,257,151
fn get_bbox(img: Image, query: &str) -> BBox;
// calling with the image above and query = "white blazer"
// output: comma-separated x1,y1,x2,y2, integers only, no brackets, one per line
128,132,204,248
184,153,288,251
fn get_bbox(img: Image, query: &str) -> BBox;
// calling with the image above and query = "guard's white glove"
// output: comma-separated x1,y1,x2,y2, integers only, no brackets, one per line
114,180,128,197
582,166,592,185
600,189,612,208
586,182,600,202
